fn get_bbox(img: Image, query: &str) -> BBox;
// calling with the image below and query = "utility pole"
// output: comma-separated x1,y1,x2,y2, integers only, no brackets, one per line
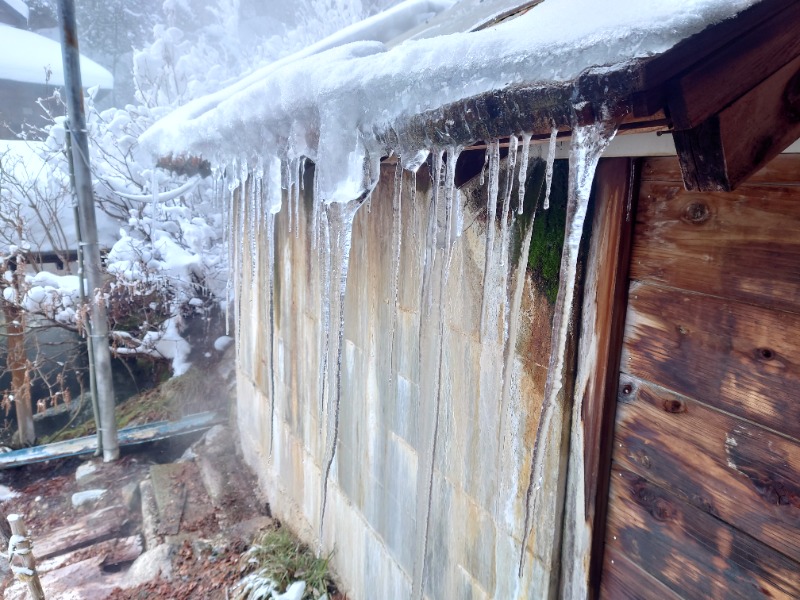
57,0,119,461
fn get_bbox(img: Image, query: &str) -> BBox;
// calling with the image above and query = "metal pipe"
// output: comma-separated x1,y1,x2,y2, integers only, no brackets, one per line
65,124,102,456
57,0,118,461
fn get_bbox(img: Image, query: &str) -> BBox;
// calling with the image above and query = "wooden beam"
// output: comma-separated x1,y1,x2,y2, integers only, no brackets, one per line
630,0,795,119
559,158,638,599
666,0,800,130
673,54,800,191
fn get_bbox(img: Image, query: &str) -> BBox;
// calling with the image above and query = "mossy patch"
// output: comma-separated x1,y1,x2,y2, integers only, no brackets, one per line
514,159,569,304
528,160,568,304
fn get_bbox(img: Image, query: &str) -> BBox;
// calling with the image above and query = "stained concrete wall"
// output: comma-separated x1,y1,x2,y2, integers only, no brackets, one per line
233,162,568,599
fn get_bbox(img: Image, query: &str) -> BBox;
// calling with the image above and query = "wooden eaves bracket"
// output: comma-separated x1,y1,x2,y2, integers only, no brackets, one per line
666,0,800,191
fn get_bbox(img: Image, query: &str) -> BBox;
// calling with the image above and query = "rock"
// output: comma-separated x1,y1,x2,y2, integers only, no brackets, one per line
71,489,106,508
139,478,162,550
214,335,233,351
0,484,19,501
202,424,230,454
121,543,174,588
177,444,197,463
75,461,99,485
120,481,141,512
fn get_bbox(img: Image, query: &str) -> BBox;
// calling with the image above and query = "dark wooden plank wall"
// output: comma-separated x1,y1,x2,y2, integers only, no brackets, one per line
600,156,800,599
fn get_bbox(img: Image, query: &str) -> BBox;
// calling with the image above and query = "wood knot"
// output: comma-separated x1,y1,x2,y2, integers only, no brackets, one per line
663,398,686,413
682,202,710,224
755,347,776,361
651,498,674,522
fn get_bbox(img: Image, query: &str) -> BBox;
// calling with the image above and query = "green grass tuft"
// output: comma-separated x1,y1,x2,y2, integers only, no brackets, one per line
236,525,334,600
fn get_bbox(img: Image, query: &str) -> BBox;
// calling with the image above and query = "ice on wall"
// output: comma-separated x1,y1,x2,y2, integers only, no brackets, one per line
519,116,618,575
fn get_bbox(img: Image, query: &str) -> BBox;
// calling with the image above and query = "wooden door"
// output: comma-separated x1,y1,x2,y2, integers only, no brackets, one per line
598,155,800,598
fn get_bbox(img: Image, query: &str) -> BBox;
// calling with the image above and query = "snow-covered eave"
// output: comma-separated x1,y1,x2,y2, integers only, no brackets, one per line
381,62,649,152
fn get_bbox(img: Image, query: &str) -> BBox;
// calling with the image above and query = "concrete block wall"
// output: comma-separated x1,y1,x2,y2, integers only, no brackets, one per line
233,162,562,598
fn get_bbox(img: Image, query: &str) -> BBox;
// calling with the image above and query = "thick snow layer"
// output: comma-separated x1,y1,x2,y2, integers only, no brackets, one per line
142,0,758,204
387,0,543,46
0,25,113,88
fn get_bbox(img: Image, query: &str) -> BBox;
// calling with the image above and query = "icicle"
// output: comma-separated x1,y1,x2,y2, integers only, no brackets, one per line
517,133,532,214
293,160,301,239
479,146,489,186
318,206,332,429
222,166,231,336
498,160,545,519
255,157,265,232
319,198,362,538
312,165,322,250
543,126,558,210
249,162,258,290
499,135,518,268
422,150,445,316
479,140,501,340
235,162,247,353
299,159,306,191
409,170,418,245
266,211,277,458
388,162,403,376
285,161,293,234
518,116,618,578
412,147,459,600
443,146,461,249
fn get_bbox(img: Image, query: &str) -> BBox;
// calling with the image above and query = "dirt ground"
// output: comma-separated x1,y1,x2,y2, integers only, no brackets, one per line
0,351,344,600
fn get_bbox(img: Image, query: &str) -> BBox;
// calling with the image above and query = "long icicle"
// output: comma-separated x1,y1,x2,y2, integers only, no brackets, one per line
319,198,362,539
413,146,459,600
318,205,332,431
389,161,403,376
517,133,532,214
499,135,519,269
479,140,501,340
518,117,617,577
543,126,559,210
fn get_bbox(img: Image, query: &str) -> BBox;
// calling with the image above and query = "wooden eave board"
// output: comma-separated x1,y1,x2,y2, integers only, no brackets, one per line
0,411,223,469
630,0,797,118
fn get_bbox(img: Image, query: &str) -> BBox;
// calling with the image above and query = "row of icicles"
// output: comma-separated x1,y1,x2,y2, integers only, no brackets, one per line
209,115,617,590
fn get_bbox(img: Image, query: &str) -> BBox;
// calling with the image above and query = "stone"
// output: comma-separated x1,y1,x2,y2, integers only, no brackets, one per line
120,481,141,512
71,489,106,508
75,461,99,485
120,543,174,588
139,479,162,550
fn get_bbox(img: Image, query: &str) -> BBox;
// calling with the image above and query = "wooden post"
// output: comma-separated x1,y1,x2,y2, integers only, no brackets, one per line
3,258,34,447
7,514,45,600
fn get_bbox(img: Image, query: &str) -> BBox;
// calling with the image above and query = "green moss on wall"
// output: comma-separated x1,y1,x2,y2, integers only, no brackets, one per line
529,160,568,304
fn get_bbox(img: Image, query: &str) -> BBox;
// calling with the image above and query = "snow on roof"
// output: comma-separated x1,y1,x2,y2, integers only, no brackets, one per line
2,0,28,21
386,0,541,47
141,0,760,203
0,24,113,88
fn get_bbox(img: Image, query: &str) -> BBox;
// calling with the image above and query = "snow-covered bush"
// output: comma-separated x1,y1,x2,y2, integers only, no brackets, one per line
3,0,399,381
